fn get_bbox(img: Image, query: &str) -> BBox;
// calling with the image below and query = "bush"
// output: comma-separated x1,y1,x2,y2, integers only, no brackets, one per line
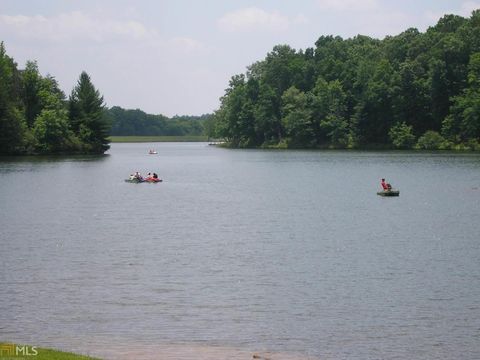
389,122,416,149
33,109,75,153
416,131,447,150
466,139,480,151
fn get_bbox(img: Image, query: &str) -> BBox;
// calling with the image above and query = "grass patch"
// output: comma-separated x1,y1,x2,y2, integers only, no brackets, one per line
109,135,208,143
0,343,100,360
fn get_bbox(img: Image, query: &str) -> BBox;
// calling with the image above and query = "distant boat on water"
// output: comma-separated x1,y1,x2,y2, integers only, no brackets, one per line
377,189,400,196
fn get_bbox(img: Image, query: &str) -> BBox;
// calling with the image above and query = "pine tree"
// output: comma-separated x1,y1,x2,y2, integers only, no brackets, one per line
69,71,110,153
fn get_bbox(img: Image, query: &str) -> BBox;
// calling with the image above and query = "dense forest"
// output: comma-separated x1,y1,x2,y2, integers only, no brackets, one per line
108,107,210,136
209,12,480,150
0,42,110,155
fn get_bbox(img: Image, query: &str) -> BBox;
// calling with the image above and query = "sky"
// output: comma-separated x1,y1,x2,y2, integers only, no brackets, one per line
1,0,479,117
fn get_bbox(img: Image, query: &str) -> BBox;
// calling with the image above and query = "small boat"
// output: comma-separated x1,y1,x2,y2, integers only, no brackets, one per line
377,189,400,197
125,178,162,183
148,150,157,154
125,178,144,183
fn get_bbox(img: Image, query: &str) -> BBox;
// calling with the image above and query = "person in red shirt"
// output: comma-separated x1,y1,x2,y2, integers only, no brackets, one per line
381,178,392,190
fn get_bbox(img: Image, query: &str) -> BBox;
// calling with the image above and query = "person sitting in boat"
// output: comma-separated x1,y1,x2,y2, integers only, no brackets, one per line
134,172,143,180
152,173,158,179
145,172,154,181
381,178,392,191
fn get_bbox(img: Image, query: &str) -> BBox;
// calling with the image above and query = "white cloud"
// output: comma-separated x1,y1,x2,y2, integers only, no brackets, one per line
168,37,206,54
293,14,310,25
317,0,378,12
0,11,155,42
218,7,304,32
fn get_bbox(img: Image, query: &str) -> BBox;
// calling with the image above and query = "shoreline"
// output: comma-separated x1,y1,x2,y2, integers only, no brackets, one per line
0,342,318,360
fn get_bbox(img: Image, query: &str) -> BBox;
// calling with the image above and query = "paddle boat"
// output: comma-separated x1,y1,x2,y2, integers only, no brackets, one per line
125,177,162,183
145,177,162,183
125,171,162,183
125,178,144,183
148,149,157,154
377,189,399,196
378,178,399,196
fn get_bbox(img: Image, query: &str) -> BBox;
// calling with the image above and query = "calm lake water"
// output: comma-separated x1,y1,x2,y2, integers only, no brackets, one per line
1,143,480,359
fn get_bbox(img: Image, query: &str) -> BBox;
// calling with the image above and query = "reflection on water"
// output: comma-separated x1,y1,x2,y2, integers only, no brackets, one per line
0,154,108,174
1,143,480,360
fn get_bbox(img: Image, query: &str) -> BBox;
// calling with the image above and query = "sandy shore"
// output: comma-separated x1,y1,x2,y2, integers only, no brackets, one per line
91,343,319,360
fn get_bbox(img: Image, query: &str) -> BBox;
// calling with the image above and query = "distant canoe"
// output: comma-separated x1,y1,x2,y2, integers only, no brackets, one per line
377,189,399,197
125,178,162,183
125,178,143,183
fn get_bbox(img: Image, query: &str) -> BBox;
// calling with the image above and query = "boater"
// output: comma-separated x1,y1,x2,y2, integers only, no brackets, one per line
381,178,392,191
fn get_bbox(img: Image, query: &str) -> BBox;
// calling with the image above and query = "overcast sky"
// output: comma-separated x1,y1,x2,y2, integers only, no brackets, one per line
1,0,479,117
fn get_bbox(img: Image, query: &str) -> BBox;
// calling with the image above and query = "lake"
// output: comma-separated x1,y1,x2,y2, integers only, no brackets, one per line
1,143,480,359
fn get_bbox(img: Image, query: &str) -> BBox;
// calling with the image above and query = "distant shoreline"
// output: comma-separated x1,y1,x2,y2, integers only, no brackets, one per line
108,136,208,143
106,137,480,152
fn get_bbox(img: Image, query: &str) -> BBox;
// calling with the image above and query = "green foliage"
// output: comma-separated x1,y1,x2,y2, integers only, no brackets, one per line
214,74,263,147
445,52,480,142
0,44,27,154
253,82,281,144
320,115,349,147
281,86,314,146
416,130,448,149
0,106,27,154
0,42,111,155
33,109,79,153
212,11,480,149
312,78,349,146
69,71,110,153
22,60,43,128
108,106,210,137
389,122,416,148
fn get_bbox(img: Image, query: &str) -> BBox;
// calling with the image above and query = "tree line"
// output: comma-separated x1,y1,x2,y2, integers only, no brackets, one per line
209,12,480,150
108,107,210,136
0,42,110,155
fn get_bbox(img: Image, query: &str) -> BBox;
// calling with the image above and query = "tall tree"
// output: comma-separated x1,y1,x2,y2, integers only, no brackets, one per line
312,78,349,146
33,75,77,153
281,86,314,147
443,52,480,142
22,60,42,128
254,83,282,144
0,42,25,154
69,71,110,153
